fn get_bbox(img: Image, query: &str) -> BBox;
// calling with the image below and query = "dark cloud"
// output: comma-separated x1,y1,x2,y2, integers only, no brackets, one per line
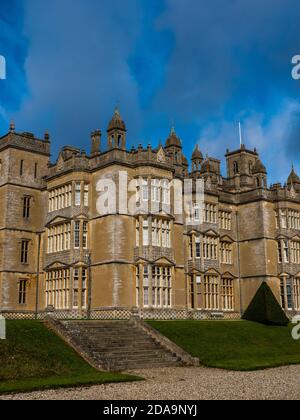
0,0,28,120
155,0,300,120
1,0,300,182
12,0,144,157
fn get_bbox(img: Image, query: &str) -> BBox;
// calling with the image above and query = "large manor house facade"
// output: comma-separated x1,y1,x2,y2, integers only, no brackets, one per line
1,110,300,320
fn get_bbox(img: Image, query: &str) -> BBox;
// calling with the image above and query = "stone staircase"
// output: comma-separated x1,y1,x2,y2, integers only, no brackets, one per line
55,320,184,371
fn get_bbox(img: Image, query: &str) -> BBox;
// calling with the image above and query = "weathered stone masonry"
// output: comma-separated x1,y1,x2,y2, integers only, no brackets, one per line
1,111,300,320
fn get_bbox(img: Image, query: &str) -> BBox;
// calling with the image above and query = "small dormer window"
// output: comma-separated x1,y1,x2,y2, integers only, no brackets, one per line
233,161,239,175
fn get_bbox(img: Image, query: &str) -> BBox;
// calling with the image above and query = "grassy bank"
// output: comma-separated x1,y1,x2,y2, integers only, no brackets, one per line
148,320,300,371
0,321,140,394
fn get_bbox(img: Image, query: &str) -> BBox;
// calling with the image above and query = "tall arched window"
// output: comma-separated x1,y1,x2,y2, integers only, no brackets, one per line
233,161,239,175
118,135,122,148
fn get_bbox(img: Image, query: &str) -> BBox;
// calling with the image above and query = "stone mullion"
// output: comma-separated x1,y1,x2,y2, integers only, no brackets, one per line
138,263,143,308
191,234,195,265
218,275,221,310
283,276,288,310
187,274,191,310
69,267,74,310
79,220,83,260
139,215,143,250
149,264,153,308
191,274,196,310
72,181,75,207
200,234,205,271
171,266,174,308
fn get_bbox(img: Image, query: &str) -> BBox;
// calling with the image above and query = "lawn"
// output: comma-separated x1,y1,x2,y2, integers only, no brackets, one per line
0,320,140,394
148,320,300,371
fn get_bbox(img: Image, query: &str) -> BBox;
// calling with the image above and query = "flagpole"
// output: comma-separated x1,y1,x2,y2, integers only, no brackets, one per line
239,121,243,147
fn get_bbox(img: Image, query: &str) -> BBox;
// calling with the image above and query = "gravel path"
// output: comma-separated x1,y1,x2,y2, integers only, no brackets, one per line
1,365,300,400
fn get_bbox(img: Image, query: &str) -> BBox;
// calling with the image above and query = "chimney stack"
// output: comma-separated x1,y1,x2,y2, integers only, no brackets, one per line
91,130,101,156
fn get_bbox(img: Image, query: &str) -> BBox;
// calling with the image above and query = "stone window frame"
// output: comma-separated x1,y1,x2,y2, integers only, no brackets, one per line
18,279,28,305
20,239,30,264
135,263,173,309
45,269,70,310
22,195,32,220
218,210,232,230
280,274,294,311
220,239,233,265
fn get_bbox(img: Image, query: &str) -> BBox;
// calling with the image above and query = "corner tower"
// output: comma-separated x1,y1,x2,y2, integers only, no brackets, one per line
225,144,260,190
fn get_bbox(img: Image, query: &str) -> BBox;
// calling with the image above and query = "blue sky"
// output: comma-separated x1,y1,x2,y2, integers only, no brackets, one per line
1,0,300,183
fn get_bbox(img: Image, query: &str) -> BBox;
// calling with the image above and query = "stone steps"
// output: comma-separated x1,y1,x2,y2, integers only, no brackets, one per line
60,320,184,371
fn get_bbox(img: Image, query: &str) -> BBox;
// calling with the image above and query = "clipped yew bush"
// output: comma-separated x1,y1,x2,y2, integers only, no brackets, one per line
242,282,289,326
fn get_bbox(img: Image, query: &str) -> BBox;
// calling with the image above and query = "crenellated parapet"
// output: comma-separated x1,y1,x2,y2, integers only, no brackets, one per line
0,129,51,156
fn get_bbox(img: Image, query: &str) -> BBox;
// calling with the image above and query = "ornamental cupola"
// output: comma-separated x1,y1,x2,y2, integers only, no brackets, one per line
287,166,300,186
252,158,267,188
165,126,182,165
107,107,126,150
191,144,203,172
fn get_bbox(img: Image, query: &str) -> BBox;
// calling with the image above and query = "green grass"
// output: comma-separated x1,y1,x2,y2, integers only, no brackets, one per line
0,321,140,394
148,320,300,371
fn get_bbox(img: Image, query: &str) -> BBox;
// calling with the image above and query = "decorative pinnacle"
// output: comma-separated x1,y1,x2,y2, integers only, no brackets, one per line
44,130,50,141
114,105,120,116
9,120,15,132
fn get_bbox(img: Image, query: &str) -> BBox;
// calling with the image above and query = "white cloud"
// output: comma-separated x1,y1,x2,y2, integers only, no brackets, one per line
196,99,300,183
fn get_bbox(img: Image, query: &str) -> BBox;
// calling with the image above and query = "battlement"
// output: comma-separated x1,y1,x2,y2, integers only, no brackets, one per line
0,130,51,156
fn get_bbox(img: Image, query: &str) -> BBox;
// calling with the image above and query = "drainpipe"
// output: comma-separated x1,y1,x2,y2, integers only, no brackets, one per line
87,253,92,319
236,211,243,316
35,233,41,319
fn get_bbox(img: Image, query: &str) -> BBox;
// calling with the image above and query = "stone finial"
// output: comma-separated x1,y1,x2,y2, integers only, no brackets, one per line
9,120,15,133
91,129,101,155
44,130,50,142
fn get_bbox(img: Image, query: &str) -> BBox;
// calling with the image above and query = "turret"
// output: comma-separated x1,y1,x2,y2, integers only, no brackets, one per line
107,108,126,150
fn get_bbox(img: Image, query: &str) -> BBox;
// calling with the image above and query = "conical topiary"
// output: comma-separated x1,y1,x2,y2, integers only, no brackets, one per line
242,282,289,326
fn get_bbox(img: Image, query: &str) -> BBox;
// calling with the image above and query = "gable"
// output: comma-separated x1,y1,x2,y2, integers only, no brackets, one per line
45,261,69,270
153,257,175,266
204,268,220,275
157,147,166,163
203,229,219,237
276,234,289,240
221,271,236,279
46,215,71,226
220,235,234,243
